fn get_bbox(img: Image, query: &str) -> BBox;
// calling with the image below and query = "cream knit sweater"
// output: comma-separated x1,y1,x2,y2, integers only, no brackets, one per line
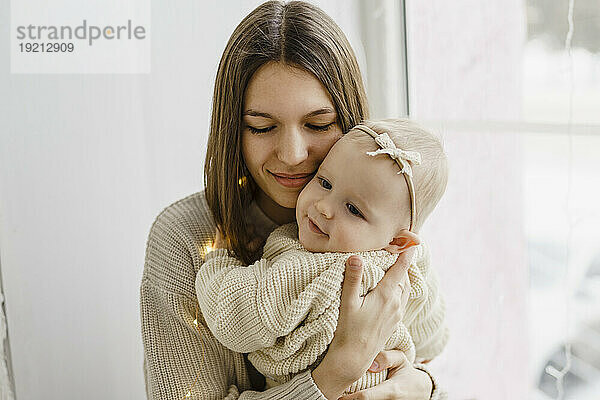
196,223,448,394
141,191,447,399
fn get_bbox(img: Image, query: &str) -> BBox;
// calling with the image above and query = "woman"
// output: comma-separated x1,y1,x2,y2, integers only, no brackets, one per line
140,1,444,399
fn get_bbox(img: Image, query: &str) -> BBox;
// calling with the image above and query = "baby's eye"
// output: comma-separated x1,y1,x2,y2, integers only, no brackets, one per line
247,125,275,134
346,203,364,218
318,177,332,190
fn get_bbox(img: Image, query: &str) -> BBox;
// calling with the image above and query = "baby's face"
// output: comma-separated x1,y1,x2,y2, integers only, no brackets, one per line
296,134,411,253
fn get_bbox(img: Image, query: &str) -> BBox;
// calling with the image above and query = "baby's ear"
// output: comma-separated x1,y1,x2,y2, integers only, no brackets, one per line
384,230,421,254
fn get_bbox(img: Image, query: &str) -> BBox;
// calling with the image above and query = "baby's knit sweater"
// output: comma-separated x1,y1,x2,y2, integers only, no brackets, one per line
196,222,448,393
141,191,447,399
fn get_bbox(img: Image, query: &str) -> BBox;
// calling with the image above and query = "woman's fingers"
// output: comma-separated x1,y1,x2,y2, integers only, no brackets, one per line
373,250,414,319
399,269,410,309
368,350,409,372
343,351,432,400
341,255,364,310
379,248,415,289
323,255,371,384
339,379,400,400
368,251,412,327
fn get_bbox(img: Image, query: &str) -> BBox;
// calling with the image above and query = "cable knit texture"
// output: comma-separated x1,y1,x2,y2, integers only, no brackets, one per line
141,191,447,399
196,223,448,394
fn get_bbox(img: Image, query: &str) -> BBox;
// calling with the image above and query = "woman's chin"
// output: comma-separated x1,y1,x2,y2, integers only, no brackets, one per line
264,187,299,208
277,197,299,209
258,187,299,212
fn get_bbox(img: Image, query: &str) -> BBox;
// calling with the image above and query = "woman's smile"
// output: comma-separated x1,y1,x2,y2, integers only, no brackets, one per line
269,171,315,188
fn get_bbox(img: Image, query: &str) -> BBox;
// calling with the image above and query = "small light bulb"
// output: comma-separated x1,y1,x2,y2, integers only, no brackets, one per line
193,319,198,326
203,241,214,254
185,391,192,398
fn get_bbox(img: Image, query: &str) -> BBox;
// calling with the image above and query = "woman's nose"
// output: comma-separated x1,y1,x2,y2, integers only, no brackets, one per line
315,198,333,219
276,128,309,167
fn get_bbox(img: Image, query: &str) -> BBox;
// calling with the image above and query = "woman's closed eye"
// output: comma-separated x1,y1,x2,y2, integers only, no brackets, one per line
246,122,333,134
246,125,275,134
306,122,335,132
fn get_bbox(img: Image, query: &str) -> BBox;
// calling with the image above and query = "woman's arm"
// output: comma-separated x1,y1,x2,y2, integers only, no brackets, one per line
141,203,328,399
142,277,328,399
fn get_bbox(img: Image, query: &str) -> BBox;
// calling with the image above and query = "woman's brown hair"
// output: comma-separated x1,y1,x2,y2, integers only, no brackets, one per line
205,0,369,263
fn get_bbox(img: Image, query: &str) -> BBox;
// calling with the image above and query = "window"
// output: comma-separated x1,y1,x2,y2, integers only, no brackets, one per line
396,0,600,398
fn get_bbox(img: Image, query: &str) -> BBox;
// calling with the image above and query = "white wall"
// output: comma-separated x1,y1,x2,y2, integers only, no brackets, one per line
0,1,363,399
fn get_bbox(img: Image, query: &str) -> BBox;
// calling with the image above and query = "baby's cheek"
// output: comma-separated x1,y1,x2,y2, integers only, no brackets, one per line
336,226,364,252
297,181,316,210
296,191,310,216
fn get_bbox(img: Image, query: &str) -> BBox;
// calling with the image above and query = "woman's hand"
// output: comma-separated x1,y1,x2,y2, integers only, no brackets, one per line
312,250,418,399
341,350,433,399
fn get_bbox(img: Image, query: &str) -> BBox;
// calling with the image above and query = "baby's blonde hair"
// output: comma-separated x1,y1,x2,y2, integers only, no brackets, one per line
348,119,448,233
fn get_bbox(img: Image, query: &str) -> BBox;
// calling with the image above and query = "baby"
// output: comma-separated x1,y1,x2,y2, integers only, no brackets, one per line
196,119,449,393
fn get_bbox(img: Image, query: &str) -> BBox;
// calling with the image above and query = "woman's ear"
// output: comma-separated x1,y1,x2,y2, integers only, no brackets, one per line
384,230,421,254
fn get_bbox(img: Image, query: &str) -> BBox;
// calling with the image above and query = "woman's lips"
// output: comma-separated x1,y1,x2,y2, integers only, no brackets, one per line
270,171,314,188
308,217,328,236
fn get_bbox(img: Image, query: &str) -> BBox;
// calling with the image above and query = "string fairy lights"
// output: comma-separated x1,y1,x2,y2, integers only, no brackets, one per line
204,242,214,255
182,240,218,398
181,309,205,400
544,1,576,399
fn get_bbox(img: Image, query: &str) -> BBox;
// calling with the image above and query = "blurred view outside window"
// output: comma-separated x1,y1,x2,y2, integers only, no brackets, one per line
524,1,600,399
396,0,600,398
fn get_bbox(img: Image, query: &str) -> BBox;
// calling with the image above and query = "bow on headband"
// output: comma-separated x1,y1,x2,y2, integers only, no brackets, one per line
352,124,421,231
366,132,422,177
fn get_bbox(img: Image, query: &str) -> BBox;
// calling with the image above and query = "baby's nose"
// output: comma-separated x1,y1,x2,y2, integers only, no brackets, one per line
315,199,333,219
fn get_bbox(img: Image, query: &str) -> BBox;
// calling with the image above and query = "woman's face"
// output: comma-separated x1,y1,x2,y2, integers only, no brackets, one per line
242,62,342,221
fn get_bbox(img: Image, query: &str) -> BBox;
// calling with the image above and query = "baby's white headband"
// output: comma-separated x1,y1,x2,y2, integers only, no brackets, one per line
353,124,421,232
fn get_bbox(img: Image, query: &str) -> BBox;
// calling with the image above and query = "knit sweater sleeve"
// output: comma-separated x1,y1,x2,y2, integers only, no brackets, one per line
195,249,278,353
140,193,327,400
196,228,337,355
405,244,449,362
